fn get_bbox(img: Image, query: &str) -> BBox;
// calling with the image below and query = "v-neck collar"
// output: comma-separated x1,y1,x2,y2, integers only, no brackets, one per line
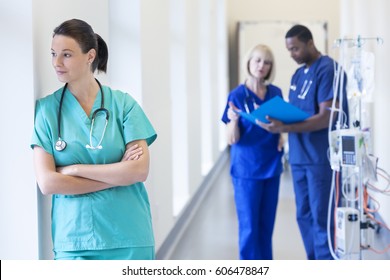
64,87,102,123
245,84,269,102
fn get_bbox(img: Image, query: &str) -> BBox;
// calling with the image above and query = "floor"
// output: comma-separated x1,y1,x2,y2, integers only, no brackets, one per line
167,158,390,260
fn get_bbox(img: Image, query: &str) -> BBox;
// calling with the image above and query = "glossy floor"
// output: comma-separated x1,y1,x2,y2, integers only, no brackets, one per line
168,160,389,260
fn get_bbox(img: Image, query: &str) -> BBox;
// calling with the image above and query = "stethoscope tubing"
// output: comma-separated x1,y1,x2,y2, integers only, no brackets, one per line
55,78,108,152
244,84,257,114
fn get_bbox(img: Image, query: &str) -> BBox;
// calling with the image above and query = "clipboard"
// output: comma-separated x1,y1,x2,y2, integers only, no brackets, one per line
238,96,310,124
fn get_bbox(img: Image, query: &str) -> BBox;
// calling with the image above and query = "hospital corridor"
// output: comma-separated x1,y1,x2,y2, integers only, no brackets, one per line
157,151,390,260
162,152,306,260
2,0,390,264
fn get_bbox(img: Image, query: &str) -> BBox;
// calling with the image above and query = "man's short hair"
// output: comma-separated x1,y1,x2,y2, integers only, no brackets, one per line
285,24,313,43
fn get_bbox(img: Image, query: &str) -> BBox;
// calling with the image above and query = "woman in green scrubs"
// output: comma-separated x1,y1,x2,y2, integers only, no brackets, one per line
31,19,157,260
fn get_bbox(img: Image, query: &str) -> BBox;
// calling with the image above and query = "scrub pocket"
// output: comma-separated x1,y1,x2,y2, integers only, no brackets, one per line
52,195,93,244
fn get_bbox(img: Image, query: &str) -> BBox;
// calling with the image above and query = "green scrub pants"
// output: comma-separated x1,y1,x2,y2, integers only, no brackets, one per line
54,246,155,260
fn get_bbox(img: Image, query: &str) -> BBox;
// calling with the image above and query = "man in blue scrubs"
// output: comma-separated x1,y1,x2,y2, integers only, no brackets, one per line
259,25,348,259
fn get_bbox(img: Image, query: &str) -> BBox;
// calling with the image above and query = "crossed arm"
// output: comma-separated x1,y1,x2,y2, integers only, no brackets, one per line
33,139,149,195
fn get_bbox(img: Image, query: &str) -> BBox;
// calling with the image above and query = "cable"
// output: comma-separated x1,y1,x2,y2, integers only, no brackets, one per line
327,170,340,260
367,244,390,255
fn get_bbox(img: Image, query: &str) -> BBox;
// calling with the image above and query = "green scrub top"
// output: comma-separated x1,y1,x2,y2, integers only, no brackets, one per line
31,85,157,252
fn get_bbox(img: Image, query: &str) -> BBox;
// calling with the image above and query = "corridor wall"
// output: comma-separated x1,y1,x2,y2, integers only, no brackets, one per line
0,0,38,259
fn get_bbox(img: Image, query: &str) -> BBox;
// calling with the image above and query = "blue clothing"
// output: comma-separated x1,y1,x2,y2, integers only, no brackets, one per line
31,85,157,257
288,55,346,260
291,164,334,260
222,84,284,179
222,83,283,260
232,176,280,260
289,55,336,164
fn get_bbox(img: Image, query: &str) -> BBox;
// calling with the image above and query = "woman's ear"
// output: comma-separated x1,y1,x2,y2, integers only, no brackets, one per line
87,48,97,64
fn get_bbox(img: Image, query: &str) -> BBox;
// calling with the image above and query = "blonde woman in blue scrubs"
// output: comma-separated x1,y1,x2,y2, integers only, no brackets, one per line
221,44,284,260
31,19,157,260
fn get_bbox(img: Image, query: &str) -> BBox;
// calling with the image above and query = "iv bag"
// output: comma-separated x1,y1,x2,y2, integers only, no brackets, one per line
346,50,375,102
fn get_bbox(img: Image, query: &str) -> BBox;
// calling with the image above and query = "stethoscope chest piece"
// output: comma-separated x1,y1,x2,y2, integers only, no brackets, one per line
55,138,67,151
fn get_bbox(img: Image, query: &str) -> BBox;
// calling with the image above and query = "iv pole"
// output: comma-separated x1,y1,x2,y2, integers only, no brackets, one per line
333,36,382,259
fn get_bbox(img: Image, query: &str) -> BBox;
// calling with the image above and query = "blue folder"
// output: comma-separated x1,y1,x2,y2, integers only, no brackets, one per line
238,96,310,124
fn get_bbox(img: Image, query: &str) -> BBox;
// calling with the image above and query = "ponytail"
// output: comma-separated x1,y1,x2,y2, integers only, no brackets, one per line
53,19,109,73
94,33,108,73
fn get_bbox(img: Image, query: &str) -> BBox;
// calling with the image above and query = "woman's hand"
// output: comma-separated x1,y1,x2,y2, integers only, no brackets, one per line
226,101,241,145
56,165,75,176
56,144,143,176
121,144,143,161
55,140,149,188
227,101,240,122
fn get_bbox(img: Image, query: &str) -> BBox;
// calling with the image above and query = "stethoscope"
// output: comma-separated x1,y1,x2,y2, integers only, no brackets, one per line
55,79,110,152
292,55,322,100
243,84,258,113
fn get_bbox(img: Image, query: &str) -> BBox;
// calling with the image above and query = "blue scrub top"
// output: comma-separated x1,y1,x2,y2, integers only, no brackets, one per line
222,84,283,180
31,85,157,251
288,55,347,165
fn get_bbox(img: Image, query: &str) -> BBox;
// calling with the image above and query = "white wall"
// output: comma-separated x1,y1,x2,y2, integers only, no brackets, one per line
0,0,228,259
226,0,341,90
0,0,38,260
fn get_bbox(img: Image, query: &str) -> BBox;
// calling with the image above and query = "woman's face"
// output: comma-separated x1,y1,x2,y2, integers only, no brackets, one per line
248,50,272,80
51,35,94,83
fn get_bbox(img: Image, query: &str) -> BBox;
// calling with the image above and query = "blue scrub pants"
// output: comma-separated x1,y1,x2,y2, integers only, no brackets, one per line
232,176,280,260
290,164,334,260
